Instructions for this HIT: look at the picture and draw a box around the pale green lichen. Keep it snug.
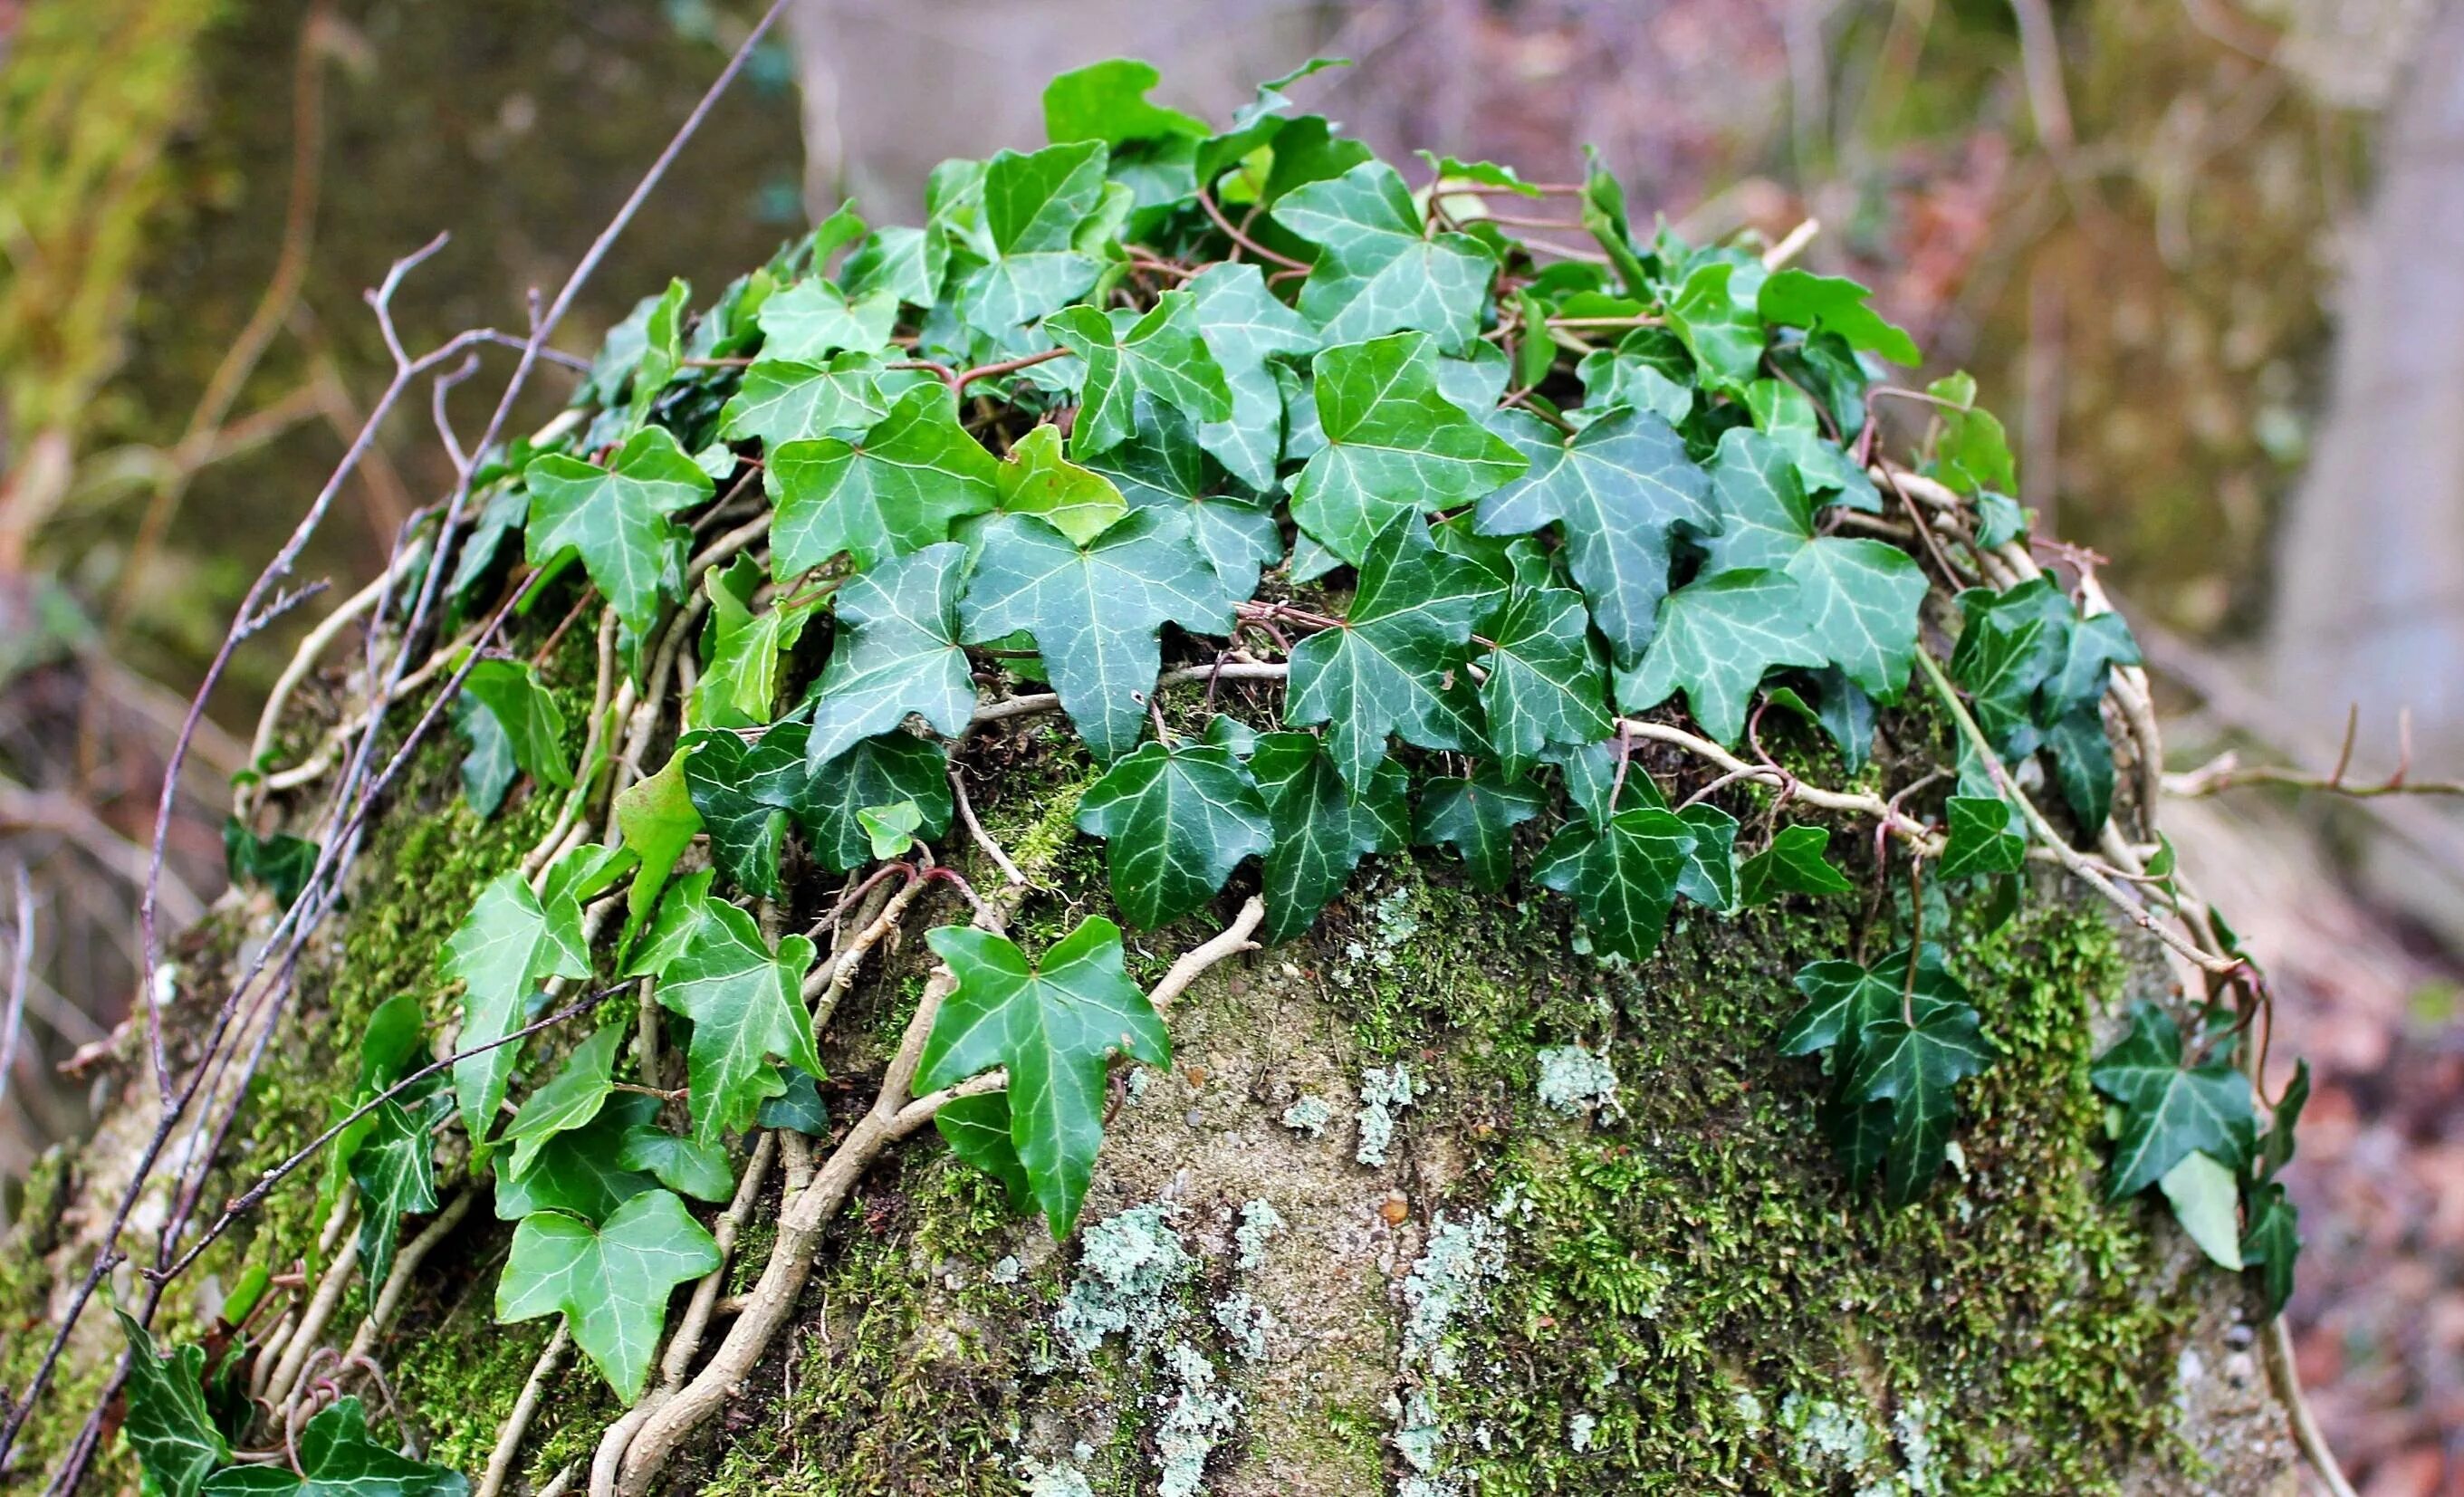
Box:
[1233,1197,1283,1271]
[1279,1095,1332,1137]
[1355,1061,1420,1167]
[1155,1341,1239,1497]
[1533,1043,1619,1118]
[1402,1210,1504,1377]
[1212,1291,1270,1364]
[1567,1411,1596,1453]
[1054,1203,1191,1357]
[1021,1459,1096,1497]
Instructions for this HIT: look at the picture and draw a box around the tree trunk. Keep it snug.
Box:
[1,669,2302,1495]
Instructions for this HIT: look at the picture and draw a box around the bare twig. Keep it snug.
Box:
[0,868,34,1115]
[475,1324,570,1497]
[948,769,1026,887]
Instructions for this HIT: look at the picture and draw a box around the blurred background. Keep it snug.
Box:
[2,0,2459,1487]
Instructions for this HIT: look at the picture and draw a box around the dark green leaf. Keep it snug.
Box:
[495,1092,660,1224]
[116,1310,227,1497]
[1940,795,2028,880]
[1048,292,1233,458]
[1074,740,1271,927]
[2240,1182,2299,1317]
[1663,261,1763,394]
[935,1090,1033,1211]
[655,897,823,1145]
[1480,584,1612,777]
[803,731,954,872]
[767,383,1001,576]
[1673,802,1739,912]
[1533,805,1695,960]
[1617,569,1826,744]
[1273,161,1497,350]
[1251,731,1408,943]
[1739,825,1854,904]
[502,1022,627,1177]
[615,1128,735,1203]
[222,818,318,911]
[960,141,1110,333]
[1086,398,1281,604]
[804,541,977,768]
[1847,998,1990,1205]
[758,1070,830,1136]
[2090,1003,2258,1199]
[1414,770,1543,892]
[200,1396,466,1497]
[1184,263,1319,488]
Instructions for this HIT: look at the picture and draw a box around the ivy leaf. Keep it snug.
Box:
[2241,1182,2299,1317]
[1477,408,1716,669]
[1288,512,1495,790]
[843,226,943,307]
[960,140,1110,332]
[918,916,1170,1235]
[1673,802,1740,912]
[2090,1003,2258,1199]
[1273,160,1497,350]
[1577,147,1651,296]
[458,658,572,793]
[615,1128,735,1203]
[501,1022,627,1178]
[1043,57,1207,146]
[1756,269,1920,365]
[1087,398,1280,606]
[523,426,713,636]
[1925,371,2018,496]
[199,1396,467,1497]
[758,1070,831,1136]
[1617,569,1826,744]
[1047,292,1233,458]
[496,1189,721,1399]
[688,556,821,730]
[804,732,954,872]
[679,725,809,897]
[1940,795,2028,879]
[1481,584,1612,777]
[858,800,925,859]
[1948,578,2073,758]
[495,1091,660,1224]
[768,383,1002,577]
[2259,1059,2308,1182]
[1074,740,1271,927]
[614,753,700,956]
[350,1089,447,1290]
[1252,731,1409,944]
[1575,330,1694,427]
[1847,998,1991,1205]
[655,897,823,1145]
[1544,737,1663,826]
[719,353,908,446]
[1778,945,1965,1073]
[1187,262,1319,487]
[992,425,1127,544]
[1533,805,1696,960]
[958,506,1232,761]
[1414,769,1543,892]
[1290,331,1528,566]
[1663,261,1764,394]
[935,1091,1032,1212]
[1700,429,1923,698]
[2158,1150,2246,1270]
[222,818,318,911]
[453,694,517,818]
[1739,825,1854,904]
[442,868,592,1142]
[757,279,898,361]
[803,541,976,768]
[116,1310,227,1497]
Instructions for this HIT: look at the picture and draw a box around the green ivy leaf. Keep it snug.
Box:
[767,383,1002,577]
[1847,997,1990,1205]
[719,353,910,446]
[1940,795,2028,879]
[1756,269,1920,366]
[1087,398,1280,606]
[1272,160,1497,351]
[1074,740,1271,927]
[935,1090,1032,1211]
[758,1070,831,1136]
[757,279,898,361]
[495,1189,721,1399]
[1290,331,1527,566]
[349,1089,447,1290]
[1663,261,1763,394]
[200,1396,466,1497]
[1048,292,1233,458]
[1043,58,1208,146]
[1673,802,1740,912]
[2241,1182,2299,1317]
[1739,824,1854,904]
[1478,408,1716,669]
[804,542,977,769]
[1925,371,2017,496]
[679,726,809,897]
[1186,263,1319,487]
[1251,730,1408,943]
[2090,1003,2258,1199]
[960,140,1110,332]
[452,693,517,818]
[615,1127,735,1203]
[459,657,572,792]
[688,556,821,730]
[2158,1149,2245,1270]
[116,1310,227,1497]
[1414,770,1542,893]
[1778,945,1963,1074]
[992,424,1128,544]
[959,506,1231,761]
[858,800,925,859]
[1533,805,1695,960]
[803,732,954,872]
[1617,569,1826,744]
[1574,330,1693,428]
[918,916,1169,1235]
[441,864,593,1142]
[501,1022,627,1178]
[613,753,700,956]
[655,897,823,1145]
[1480,584,1612,777]
[222,818,318,911]
[1947,577,2074,758]
[495,1092,661,1224]
[523,425,714,637]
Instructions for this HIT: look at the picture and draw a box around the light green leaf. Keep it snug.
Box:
[918,917,1169,1235]
[458,658,572,793]
[350,1089,446,1289]
[993,424,1128,544]
[959,506,1232,761]
[496,1189,721,1399]
[1757,269,1920,366]
[442,868,593,1141]
[523,426,713,637]
[655,897,822,1145]
[858,799,925,859]
[1074,740,1271,927]
[768,383,1002,577]
[757,280,898,361]
[935,1090,1032,1211]
[200,1396,465,1497]
[1290,331,1528,566]
[502,1022,627,1178]
[2159,1150,2245,1271]
[719,353,911,446]
[688,555,821,730]
[1663,260,1763,394]
[961,140,1110,332]
[614,754,700,956]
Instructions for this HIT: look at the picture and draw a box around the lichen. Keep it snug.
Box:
[1353,1061,1420,1167]
[1232,1197,1283,1271]
[1053,1202,1192,1358]
[1212,1291,1270,1364]
[1278,1095,1332,1137]
[1154,1340,1239,1497]
[1533,1043,1620,1118]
